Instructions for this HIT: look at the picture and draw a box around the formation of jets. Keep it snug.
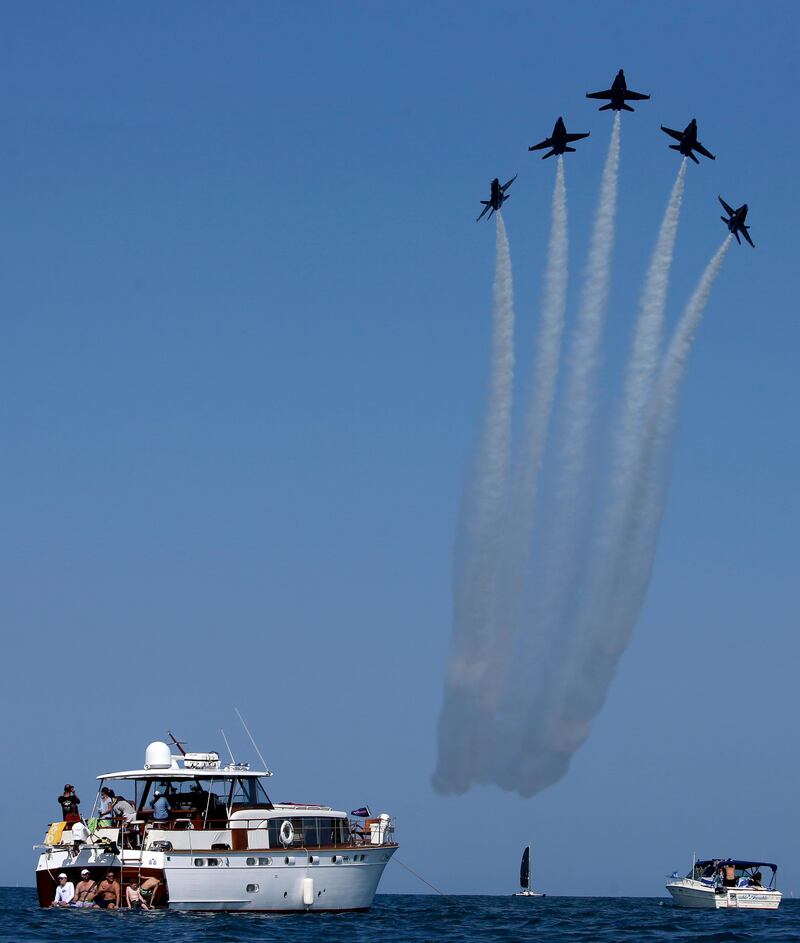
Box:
[477,68,754,247]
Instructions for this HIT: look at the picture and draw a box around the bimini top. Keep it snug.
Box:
[97,740,272,781]
[697,859,777,872]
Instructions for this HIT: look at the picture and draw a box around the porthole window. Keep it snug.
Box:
[246,883,259,893]
[207,858,220,867]
[246,857,256,866]
[194,858,204,867]
[258,857,271,866]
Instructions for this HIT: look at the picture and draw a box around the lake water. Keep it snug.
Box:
[4,887,799,942]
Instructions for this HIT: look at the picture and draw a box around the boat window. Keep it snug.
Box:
[303,818,319,847]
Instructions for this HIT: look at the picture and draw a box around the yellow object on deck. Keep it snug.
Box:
[44,821,66,846]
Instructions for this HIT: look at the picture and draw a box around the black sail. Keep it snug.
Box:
[520,846,530,889]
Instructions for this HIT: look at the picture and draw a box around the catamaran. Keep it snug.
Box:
[513,844,543,897]
[666,857,781,909]
[34,738,397,912]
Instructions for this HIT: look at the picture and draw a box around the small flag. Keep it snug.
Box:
[350,806,371,817]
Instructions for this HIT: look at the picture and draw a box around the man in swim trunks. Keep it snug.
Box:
[94,871,120,909]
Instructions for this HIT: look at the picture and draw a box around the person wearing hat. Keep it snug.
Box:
[50,873,74,907]
[57,785,80,825]
[152,790,170,822]
[73,870,98,907]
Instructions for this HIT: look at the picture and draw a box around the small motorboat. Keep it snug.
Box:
[513,843,543,897]
[666,857,781,910]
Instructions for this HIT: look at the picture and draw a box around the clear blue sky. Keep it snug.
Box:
[1,1,797,896]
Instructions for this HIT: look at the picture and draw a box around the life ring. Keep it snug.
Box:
[279,820,294,846]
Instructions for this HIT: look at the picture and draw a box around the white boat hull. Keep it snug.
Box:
[36,844,397,912]
[666,879,782,910]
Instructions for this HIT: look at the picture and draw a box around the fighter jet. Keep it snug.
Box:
[586,69,650,112]
[719,196,755,247]
[660,118,715,164]
[476,175,517,222]
[529,117,590,159]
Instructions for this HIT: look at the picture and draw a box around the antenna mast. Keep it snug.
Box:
[221,728,236,765]
[235,707,271,773]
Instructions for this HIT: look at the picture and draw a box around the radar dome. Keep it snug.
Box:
[144,741,172,769]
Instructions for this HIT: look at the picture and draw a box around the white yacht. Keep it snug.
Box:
[34,739,397,912]
[666,858,781,910]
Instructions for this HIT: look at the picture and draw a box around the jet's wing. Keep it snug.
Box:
[586,89,613,100]
[500,174,517,192]
[660,125,684,142]
[742,227,755,248]
[528,138,552,151]
[693,140,716,160]
[564,132,590,143]
[718,196,735,217]
[476,203,491,222]
[623,90,650,101]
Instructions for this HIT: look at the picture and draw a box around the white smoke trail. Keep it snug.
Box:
[433,212,516,794]
[533,114,622,627]
[478,159,569,730]
[487,116,621,795]
[540,160,689,737]
[548,236,733,752]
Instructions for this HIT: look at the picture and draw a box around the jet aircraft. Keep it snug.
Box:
[476,175,517,222]
[529,117,590,159]
[660,118,715,163]
[586,69,650,112]
[719,196,754,247]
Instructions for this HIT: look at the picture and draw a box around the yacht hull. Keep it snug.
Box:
[666,880,781,910]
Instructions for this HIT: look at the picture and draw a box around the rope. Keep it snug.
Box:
[390,856,455,900]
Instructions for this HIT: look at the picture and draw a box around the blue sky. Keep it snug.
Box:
[1,1,798,896]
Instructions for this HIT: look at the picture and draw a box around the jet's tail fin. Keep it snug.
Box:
[668,144,682,151]
[598,102,614,111]
[541,149,556,159]
[734,231,741,244]
[720,216,729,224]
[620,103,634,112]
[563,146,576,153]
[687,151,699,164]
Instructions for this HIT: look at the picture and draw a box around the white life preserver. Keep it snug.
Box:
[279,820,294,846]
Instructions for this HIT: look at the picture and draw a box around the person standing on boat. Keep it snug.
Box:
[152,790,170,822]
[57,785,80,825]
[98,787,114,826]
[722,863,737,887]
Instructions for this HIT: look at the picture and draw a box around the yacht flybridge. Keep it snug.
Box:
[35,740,397,912]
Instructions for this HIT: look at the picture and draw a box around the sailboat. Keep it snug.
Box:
[513,843,543,897]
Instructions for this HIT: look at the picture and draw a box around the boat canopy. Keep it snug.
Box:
[696,859,777,872]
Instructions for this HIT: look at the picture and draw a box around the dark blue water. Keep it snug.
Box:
[4,888,800,942]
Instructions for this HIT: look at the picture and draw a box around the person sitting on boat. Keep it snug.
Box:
[57,785,80,825]
[95,871,121,909]
[72,870,98,907]
[125,878,149,909]
[50,873,74,907]
[749,871,763,888]
[152,790,171,822]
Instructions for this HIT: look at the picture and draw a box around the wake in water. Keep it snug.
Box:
[433,213,516,794]
[436,116,732,798]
